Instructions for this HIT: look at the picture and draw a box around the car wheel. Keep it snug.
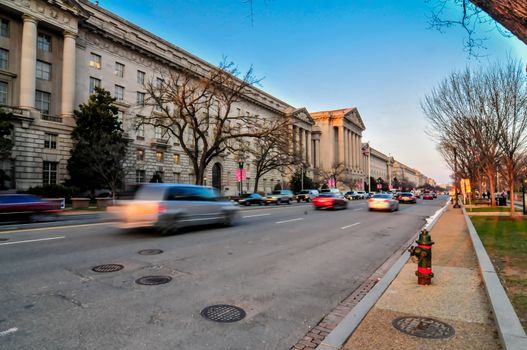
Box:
[287,199,291,204]
[160,218,181,235]
[245,202,250,206]
[264,202,269,206]
[297,200,300,203]
[258,202,263,206]
[223,212,237,227]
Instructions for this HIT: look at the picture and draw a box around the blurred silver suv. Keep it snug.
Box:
[112,184,239,234]
[265,190,294,205]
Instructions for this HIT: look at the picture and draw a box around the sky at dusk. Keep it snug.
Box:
[93,0,527,184]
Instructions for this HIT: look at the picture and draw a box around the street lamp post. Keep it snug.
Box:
[238,161,244,197]
[523,179,527,215]
[453,148,461,208]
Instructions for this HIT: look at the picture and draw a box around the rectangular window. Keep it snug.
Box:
[36,60,51,80]
[0,81,7,105]
[174,172,181,183]
[136,148,144,161]
[156,150,164,162]
[37,33,51,52]
[155,77,164,88]
[114,85,124,101]
[115,62,124,78]
[137,70,145,84]
[136,121,144,139]
[0,19,9,38]
[174,153,180,165]
[89,77,101,94]
[0,48,8,70]
[35,90,51,115]
[44,133,57,149]
[43,161,57,185]
[155,125,161,139]
[89,53,101,69]
[135,170,145,183]
[136,92,145,105]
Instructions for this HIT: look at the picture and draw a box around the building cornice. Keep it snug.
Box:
[77,0,292,116]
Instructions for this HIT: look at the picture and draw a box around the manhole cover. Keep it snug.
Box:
[392,317,455,339]
[138,249,163,255]
[201,304,246,323]
[135,275,172,285]
[92,264,124,273]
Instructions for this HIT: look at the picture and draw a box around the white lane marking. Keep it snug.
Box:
[0,236,65,246]
[243,213,271,218]
[341,222,361,229]
[353,208,363,211]
[0,328,18,337]
[275,218,304,224]
[0,222,108,235]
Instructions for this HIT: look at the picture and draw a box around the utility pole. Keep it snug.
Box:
[453,148,460,208]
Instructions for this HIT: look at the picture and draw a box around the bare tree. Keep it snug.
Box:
[423,66,502,205]
[244,124,302,193]
[427,0,526,56]
[314,162,347,188]
[490,59,527,213]
[139,60,287,185]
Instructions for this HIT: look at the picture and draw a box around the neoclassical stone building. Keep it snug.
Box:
[0,0,434,194]
[0,0,319,195]
[310,108,366,189]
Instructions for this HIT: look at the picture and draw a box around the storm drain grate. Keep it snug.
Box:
[201,304,246,323]
[135,275,172,285]
[392,316,455,339]
[138,249,164,255]
[92,264,124,273]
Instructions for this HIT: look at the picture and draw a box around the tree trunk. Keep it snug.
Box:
[470,0,527,45]
[486,168,496,207]
[253,174,260,193]
[507,161,515,214]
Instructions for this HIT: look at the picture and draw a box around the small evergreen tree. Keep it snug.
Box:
[0,109,14,189]
[67,88,130,197]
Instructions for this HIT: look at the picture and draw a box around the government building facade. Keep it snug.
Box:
[0,0,433,194]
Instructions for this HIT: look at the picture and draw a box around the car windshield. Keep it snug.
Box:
[373,194,392,199]
[299,190,309,194]
[401,192,413,196]
[319,193,335,198]
[272,191,281,195]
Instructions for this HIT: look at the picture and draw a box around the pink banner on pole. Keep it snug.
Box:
[236,169,246,182]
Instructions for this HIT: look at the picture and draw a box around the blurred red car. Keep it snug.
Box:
[398,192,417,204]
[422,193,433,200]
[0,194,62,221]
[312,193,348,210]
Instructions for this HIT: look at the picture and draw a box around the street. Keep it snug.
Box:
[0,198,447,350]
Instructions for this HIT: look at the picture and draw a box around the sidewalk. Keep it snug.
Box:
[342,205,501,350]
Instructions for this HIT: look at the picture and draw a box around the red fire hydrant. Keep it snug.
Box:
[409,229,434,285]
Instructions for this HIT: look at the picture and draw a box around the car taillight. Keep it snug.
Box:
[368,199,373,203]
[384,200,390,203]
[158,203,166,214]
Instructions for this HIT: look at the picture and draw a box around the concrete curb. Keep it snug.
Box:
[462,208,527,350]
[316,200,450,350]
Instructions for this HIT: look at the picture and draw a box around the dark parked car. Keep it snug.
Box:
[295,189,319,202]
[0,194,62,222]
[238,193,265,206]
[312,193,348,210]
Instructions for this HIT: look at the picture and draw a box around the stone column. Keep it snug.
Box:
[338,127,345,164]
[292,126,297,154]
[61,31,77,118]
[298,128,306,161]
[347,131,352,167]
[306,131,312,165]
[352,133,357,169]
[19,15,38,109]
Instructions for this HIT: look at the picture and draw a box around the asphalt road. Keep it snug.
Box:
[0,197,447,350]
